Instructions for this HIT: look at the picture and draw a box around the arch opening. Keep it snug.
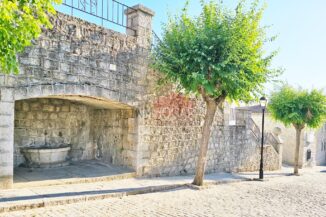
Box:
[13,96,137,185]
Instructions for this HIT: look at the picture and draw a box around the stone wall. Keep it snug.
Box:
[0,89,15,189]
[136,92,268,176]
[0,6,152,188]
[0,12,148,105]
[14,98,93,167]
[238,145,280,172]
[91,109,136,167]
[0,4,278,188]
[137,93,206,176]
[209,123,281,172]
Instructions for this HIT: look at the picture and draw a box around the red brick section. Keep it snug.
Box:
[153,93,196,118]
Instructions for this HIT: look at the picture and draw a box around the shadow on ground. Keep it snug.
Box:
[14,160,134,184]
[0,185,186,203]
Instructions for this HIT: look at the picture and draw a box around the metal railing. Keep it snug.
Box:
[60,0,136,32]
[248,118,281,154]
[248,118,261,143]
[59,0,162,44]
[151,31,161,48]
[266,132,280,153]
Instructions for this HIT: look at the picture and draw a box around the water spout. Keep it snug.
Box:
[44,130,49,147]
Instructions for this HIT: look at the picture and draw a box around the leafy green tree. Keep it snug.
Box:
[0,0,61,74]
[151,0,279,186]
[269,86,326,175]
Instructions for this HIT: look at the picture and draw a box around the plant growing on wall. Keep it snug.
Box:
[0,0,61,74]
[151,0,279,186]
[269,85,326,175]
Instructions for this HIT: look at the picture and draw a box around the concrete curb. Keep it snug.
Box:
[0,184,185,213]
[0,177,250,213]
[186,177,250,190]
[244,172,293,182]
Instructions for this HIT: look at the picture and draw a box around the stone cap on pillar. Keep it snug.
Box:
[272,127,283,144]
[125,4,155,17]
[133,4,155,17]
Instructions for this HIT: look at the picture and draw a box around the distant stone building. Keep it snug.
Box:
[0,3,282,189]
[250,109,326,167]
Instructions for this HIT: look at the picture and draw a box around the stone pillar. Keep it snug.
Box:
[125,5,155,177]
[0,88,15,189]
[125,4,155,48]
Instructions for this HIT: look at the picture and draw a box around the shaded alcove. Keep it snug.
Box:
[13,96,137,185]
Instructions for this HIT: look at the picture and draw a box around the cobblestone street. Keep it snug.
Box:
[1,167,326,217]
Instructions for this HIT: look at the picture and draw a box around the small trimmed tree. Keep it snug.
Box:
[269,86,326,175]
[152,0,279,186]
[0,0,61,74]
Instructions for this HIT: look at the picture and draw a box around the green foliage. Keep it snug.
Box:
[269,85,326,129]
[0,0,61,74]
[152,0,279,102]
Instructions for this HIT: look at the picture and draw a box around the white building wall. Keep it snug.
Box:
[316,124,326,166]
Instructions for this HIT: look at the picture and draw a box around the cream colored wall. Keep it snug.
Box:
[316,124,326,165]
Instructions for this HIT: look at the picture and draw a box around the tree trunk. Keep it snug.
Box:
[294,127,303,175]
[192,99,217,186]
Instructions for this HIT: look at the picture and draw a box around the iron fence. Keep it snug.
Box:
[248,118,261,143]
[58,0,161,49]
[266,132,280,153]
[61,0,136,32]
[151,30,162,49]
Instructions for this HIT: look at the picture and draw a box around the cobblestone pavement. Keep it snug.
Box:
[2,167,326,217]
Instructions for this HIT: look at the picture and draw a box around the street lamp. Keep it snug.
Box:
[259,96,268,180]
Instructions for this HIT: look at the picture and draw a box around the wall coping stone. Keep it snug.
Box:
[126,4,155,17]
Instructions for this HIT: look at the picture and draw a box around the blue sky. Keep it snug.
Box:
[58,0,326,92]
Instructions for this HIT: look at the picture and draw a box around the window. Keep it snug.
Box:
[306,149,312,161]
[322,141,326,152]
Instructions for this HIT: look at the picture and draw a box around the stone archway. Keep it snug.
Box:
[0,87,138,188]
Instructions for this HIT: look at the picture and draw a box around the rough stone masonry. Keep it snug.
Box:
[0,4,281,189]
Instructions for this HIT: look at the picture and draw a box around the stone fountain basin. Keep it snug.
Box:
[21,146,71,168]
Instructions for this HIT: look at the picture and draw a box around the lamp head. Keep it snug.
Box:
[260,96,268,109]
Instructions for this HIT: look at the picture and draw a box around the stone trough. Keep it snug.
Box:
[21,145,71,168]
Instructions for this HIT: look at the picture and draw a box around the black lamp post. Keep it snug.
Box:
[259,96,268,180]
